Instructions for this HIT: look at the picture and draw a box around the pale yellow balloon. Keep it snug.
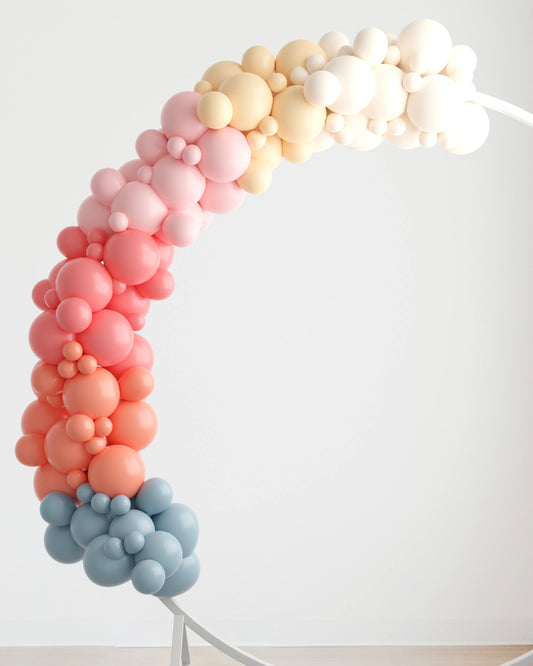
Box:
[275,40,326,79]
[219,72,273,131]
[202,61,243,90]
[271,85,326,143]
[237,158,272,194]
[282,140,313,163]
[242,45,275,80]
[247,130,267,151]
[259,115,278,136]
[268,72,287,93]
[194,80,212,94]
[197,91,233,129]
[251,134,283,170]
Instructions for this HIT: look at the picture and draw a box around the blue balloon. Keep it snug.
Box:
[131,559,166,595]
[135,531,182,576]
[40,492,77,527]
[154,553,200,598]
[76,482,94,504]
[70,504,110,547]
[109,509,154,540]
[153,503,199,557]
[110,495,131,516]
[104,536,125,560]
[124,531,145,555]
[91,493,110,515]
[83,535,134,587]
[44,525,84,563]
[135,478,173,516]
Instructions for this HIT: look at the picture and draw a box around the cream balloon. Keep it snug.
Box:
[303,70,341,108]
[219,72,273,131]
[396,19,453,75]
[406,74,464,133]
[364,64,407,121]
[324,55,375,115]
[318,31,350,60]
[447,102,490,155]
[353,27,388,67]
[202,61,243,90]
[275,40,326,78]
[271,85,326,143]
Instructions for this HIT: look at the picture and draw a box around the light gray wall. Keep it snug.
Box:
[1,0,532,647]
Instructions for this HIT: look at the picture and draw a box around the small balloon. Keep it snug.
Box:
[132,559,166,595]
[83,535,134,587]
[109,509,155,539]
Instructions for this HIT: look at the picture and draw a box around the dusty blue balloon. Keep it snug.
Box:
[131,559,166,595]
[153,503,199,557]
[91,493,110,515]
[44,525,84,563]
[70,504,110,547]
[135,530,183,576]
[110,495,131,516]
[135,478,173,516]
[109,509,154,540]
[40,492,77,526]
[83,535,134,587]
[76,482,94,504]
[124,531,145,555]
[104,536,125,560]
[154,553,200,597]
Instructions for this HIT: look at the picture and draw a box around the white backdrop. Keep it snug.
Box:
[1,0,532,648]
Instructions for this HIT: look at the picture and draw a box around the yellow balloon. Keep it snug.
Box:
[282,140,313,163]
[242,45,275,80]
[194,80,212,94]
[202,61,243,90]
[259,115,279,137]
[251,135,283,170]
[271,85,326,143]
[219,72,273,131]
[275,40,326,79]
[268,72,287,93]
[237,159,273,194]
[197,91,233,130]
[247,130,267,151]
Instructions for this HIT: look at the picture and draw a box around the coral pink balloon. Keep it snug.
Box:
[44,420,92,473]
[161,91,207,143]
[57,226,88,259]
[77,195,111,236]
[103,230,160,285]
[29,311,75,364]
[90,168,126,205]
[48,260,68,287]
[151,156,206,209]
[118,366,155,402]
[107,333,154,378]
[31,362,65,397]
[56,297,93,333]
[110,181,168,235]
[34,463,76,500]
[77,309,134,367]
[119,158,144,182]
[62,367,120,418]
[21,399,66,435]
[15,433,47,467]
[32,279,51,310]
[137,269,174,300]
[154,237,175,268]
[88,445,145,498]
[197,127,251,183]
[56,257,113,311]
[107,286,150,325]
[200,180,247,214]
[160,207,202,247]
[136,129,168,164]
[108,400,158,451]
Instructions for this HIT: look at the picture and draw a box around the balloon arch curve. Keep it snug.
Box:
[15,18,533,666]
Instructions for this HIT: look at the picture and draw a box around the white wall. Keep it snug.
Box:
[1,0,532,648]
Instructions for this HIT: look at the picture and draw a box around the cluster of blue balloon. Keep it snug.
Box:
[40,477,200,596]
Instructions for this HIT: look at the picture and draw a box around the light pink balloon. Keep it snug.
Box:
[107,333,154,379]
[160,206,202,247]
[151,156,206,209]
[29,311,75,363]
[160,91,207,143]
[56,258,113,312]
[200,207,214,232]
[111,181,168,235]
[119,159,145,182]
[77,309,134,367]
[77,195,111,236]
[90,168,126,205]
[135,129,168,165]
[197,127,251,183]
[200,180,246,214]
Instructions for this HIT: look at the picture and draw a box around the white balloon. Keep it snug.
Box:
[383,45,401,66]
[324,56,375,115]
[325,112,344,133]
[419,131,438,148]
[312,128,335,152]
[364,64,407,121]
[406,74,464,133]
[386,114,421,149]
[387,116,406,136]
[396,19,453,75]
[303,70,341,107]
[402,72,423,93]
[306,53,326,73]
[290,66,308,85]
[447,102,490,155]
[318,31,350,60]
[343,112,374,148]
[350,134,384,151]
[353,27,388,67]
[445,45,478,77]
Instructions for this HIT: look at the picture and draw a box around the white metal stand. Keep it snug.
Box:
[499,648,533,666]
[474,91,533,129]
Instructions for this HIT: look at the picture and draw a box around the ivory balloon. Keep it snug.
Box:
[324,56,375,115]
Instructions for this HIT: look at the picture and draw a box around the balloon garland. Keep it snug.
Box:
[15,19,533,604]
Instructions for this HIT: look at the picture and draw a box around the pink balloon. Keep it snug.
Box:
[200,180,246,214]
[197,127,251,183]
[77,309,134,367]
[151,156,206,209]
[56,258,113,311]
[32,279,51,310]
[119,159,145,182]
[48,260,68,287]
[200,207,214,232]
[160,91,207,143]
[107,285,150,322]
[136,129,168,164]
[154,237,175,268]
[57,226,88,259]
[110,181,168,235]
[77,195,111,236]
[103,230,160,285]
[90,168,126,205]
[56,297,93,333]
[29,311,75,363]
[160,207,202,247]
[137,268,174,300]
[107,333,154,378]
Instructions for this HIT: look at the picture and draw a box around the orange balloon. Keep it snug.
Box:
[62,367,120,418]
[108,400,157,451]
[66,413,96,442]
[21,400,66,435]
[31,362,64,397]
[118,366,155,401]
[88,445,145,498]
[44,420,93,473]
[15,433,47,466]
[34,463,76,500]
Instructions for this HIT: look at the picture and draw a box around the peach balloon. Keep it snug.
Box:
[62,367,120,419]
[31,362,64,397]
[88,445,145,498]
[108,400,158,451]
[118,366,155,401]
[15,433,47,467]
[44,420,93,473]
[66,413,96,442]
[34,463,76,500]
[21,400,66,435]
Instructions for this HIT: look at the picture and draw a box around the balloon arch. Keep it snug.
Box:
[15,18,533,666]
